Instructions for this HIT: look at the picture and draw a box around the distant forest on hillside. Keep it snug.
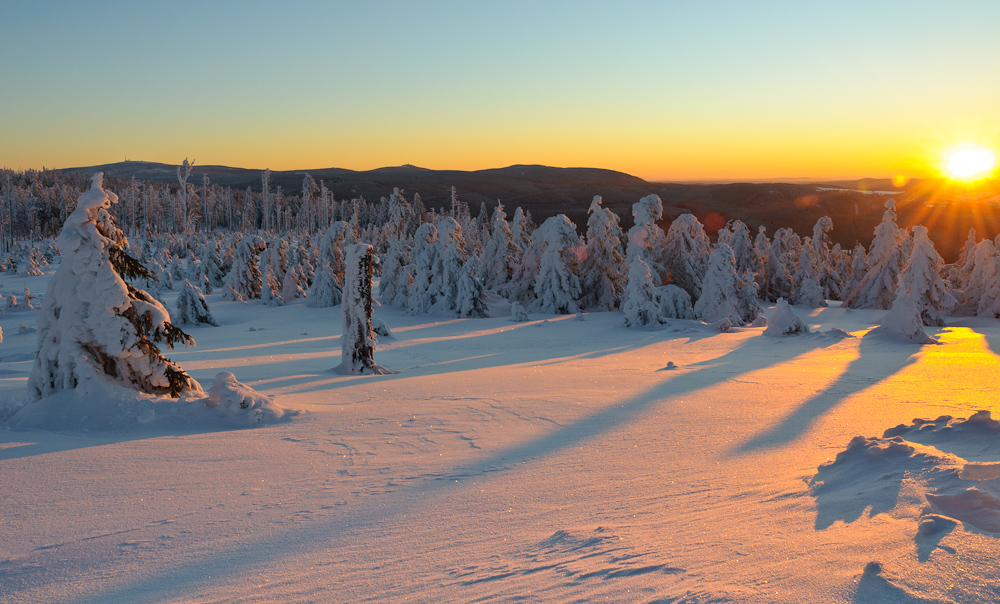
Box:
[1,161,998,261]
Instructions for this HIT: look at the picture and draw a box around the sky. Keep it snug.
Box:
[2,1,999,181]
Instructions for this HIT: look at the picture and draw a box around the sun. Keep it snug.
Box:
[943,143,996,182]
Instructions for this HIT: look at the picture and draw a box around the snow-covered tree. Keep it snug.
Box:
[622,255,663,327]
[339,244,389,374]
[435,217,468,314]
[625,194,667,282]
[792,248,827,308]
[869,291,938,344]
[580,195,626,311]
[764,298,809,337]
[379,236,410,307]
[956,239,997,316]
[662,213,711,302]
[456,256,489,318]
[307,221,353,307]
[898,226,952,326]
[810,216,840,300]
[478,202,515,294]
[176,280,219,326]
[29,174,202,400]
[407,222,439,315]
[530,215,583,314]
[845,200,908,310]
[718,219,761,279]
[223,234,265,301]
[694,243,744,325]
[839,244,867,304]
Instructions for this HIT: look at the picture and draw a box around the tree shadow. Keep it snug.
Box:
[732,335,920,455]
[37,332,830,603]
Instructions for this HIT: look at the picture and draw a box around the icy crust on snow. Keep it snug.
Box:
[813,411,1000,537]
[8,372,296,433]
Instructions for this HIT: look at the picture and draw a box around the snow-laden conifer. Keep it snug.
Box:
[694,243,744,325]
[338,244,390,374]
[176,280,219,326]
[456,256,489,318]
[845,200,908,310]
[407,222,439,315]
[792,248,827,308]
[956,240,997,316]
[478,202,515,294]
[656,285,694,320]
[868,291,938,344]
[763,298,809,337]
[307,221,353,307]
[898,226,953,326]
[718,220,761,279]
[29,174,202,400]
[625,194,667,283]
[379,236,410,308]
[530,215,583,314]
[622,255,663,327]
[223,234,265,301]
[580,196,626,311]
[663,214,711,303]
[839,244,867,304]
[435,217,468,314]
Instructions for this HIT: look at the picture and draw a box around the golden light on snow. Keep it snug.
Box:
[942,143,997,182]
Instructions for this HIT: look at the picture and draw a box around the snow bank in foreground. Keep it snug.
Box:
[812,412,1000,539]
[7,372,297,433]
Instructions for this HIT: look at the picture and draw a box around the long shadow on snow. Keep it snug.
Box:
[203,317,727,396]
[52,332,829,604]
[732,334,919,455]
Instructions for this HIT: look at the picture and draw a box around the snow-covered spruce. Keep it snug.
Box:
[580,195,626,311]
[899,226,953,326]
[625,194,667,285]
[478,202,515,295]
[223,234,265,301]
[622,255,664,327]
[694,243,744,326]
[763,298,809,337]
[456,256,489,318]
[868,291,938,344]
[530,215,584,315]
[845,199,908,310]
[175,280,219,326]
[29,174,202,400]
[338,244,392,374]
[662,213,711,303]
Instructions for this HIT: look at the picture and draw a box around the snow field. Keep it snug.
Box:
[2,272,1000,602]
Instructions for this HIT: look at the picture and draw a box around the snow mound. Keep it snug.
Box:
[763,298,809,337]
[812,412,1000,540]
[6,372,297,433]
[204,371,295,425]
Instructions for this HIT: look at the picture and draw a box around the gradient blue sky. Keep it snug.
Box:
[2,1,999,180]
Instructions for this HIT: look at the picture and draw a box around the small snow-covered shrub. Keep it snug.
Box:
[764,298,809,337]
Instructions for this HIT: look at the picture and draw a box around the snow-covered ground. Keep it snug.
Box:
[3,270,1000,603]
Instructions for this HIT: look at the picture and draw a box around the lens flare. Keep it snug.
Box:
[943,144,996,182]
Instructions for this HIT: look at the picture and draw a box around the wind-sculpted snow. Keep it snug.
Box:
[814,412,1000,552]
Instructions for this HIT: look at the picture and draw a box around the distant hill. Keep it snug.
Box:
[58,161,1000,262]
